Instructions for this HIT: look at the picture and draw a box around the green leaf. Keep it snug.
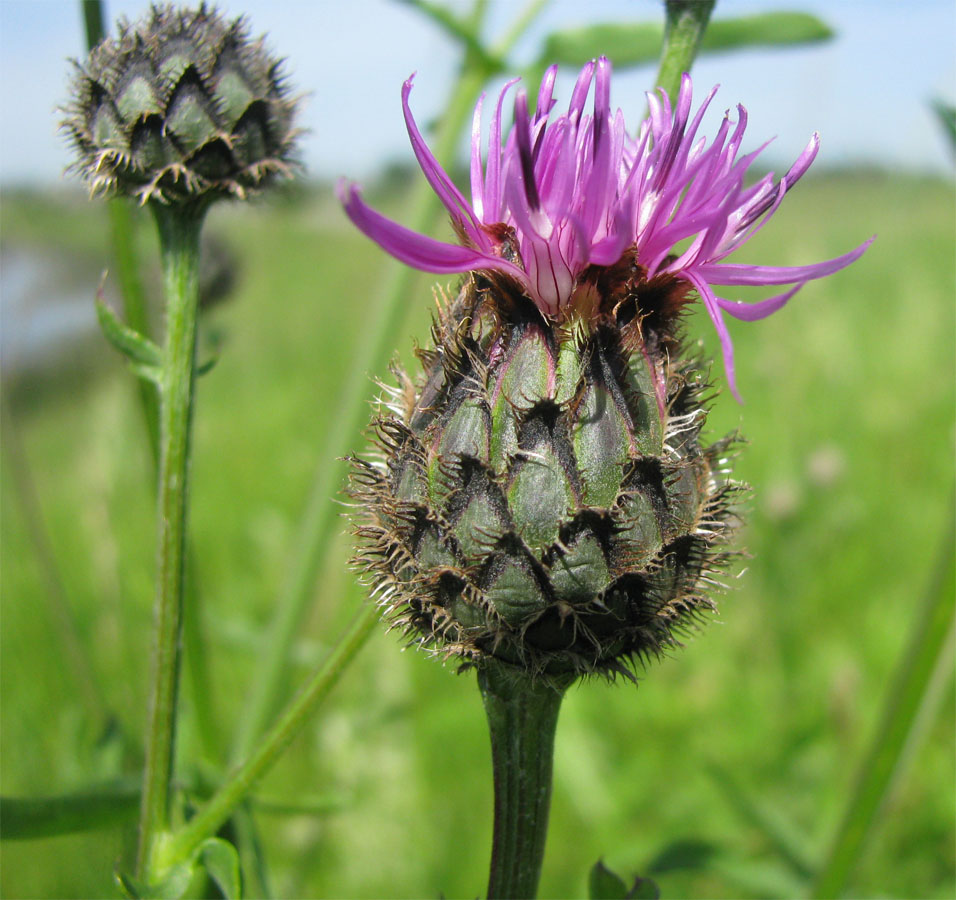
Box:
[628,876,661,900]
[589,859,629,899]
[703,12,834,51]
[96,292,162,371]
[537,23,663,70]
[0,778,140,840]
[196,354,219,377]
[588,860,660,900]
[532,11,833,72]
[199,837,242,899]
[646,838,719,875]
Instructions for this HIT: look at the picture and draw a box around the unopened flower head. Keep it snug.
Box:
[342,61,870,679]
[62,3,300,206]
[341,58,870,399]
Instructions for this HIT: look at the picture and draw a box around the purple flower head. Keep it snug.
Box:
[339,58,872,399]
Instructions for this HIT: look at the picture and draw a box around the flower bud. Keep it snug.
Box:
[62,3,299,204]
[352,274,738,678]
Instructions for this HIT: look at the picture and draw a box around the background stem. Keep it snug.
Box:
[654,0,716,101]
[136,202,204,880]
[478,664,570,900]
[162,606,379,868]
[230,12,493,767]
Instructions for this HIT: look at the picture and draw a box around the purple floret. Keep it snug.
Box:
[339,58,872,399]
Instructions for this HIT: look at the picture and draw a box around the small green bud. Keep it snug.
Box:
[61,3,300,205]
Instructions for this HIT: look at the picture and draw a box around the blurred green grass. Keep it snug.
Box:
[1,170,953,899]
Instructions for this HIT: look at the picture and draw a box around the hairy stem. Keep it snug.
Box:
[479,663,571,899]
[136,201,205,880]
[655,0,716,102]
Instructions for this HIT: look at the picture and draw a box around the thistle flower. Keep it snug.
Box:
[341,60,870,679]
[62,3,299,205]
[342,58,870,398]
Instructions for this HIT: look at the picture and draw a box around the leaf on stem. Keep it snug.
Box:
[199,837,242,899]
[95,288,162,379]
[532,12,833,71]
[116,836,242,899]
[116,863,195,900]
[588,859,660,900]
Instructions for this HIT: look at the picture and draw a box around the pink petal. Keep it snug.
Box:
[401,76,488,249]
[699,237,874,286]
[340,182,522,277]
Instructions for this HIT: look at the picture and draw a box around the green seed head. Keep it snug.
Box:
[352,261,741,681]
[61,3,300,205]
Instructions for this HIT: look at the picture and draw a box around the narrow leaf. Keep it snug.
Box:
[1,778,140,840]
[96,292,162,368]
[703,12,834,51]
[537,23,663,69]
[589,859,629,899]
[196,355,219,377]
[533,12,833,72]
[628,876,661,900]
[646,838,719,874]
[199,837,242,900]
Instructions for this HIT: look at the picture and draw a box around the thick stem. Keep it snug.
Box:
[478,662,571,900]
[136,201,205,880]
[654,0,716,103]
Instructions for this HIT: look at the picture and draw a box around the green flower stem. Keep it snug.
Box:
[478,663,572,900]
[160,606,379,871]
[655,0,716,102]
[81,0,219,767]
[137,201,205,881]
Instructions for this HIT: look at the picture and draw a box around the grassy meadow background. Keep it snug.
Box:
[1,167,953,898]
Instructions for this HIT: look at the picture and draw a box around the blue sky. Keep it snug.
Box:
[1,0,953,186]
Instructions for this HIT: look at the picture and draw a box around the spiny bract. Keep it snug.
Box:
[351,265,739,679]
[62,3,299,204]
